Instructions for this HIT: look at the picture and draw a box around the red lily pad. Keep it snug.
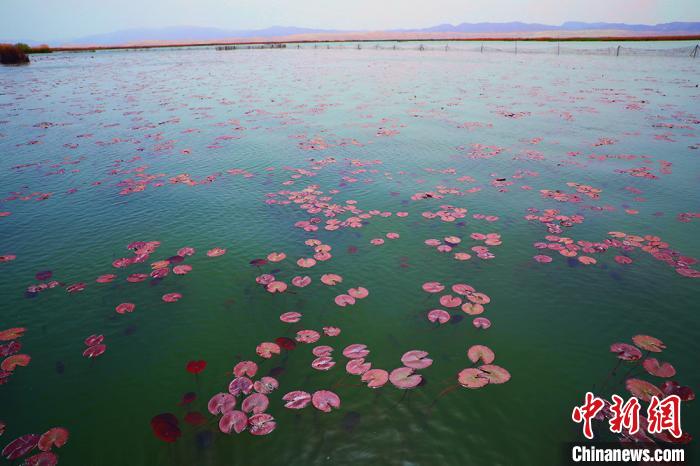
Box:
[610,342,642,361]
[642,358,676,378]
[660,381,695,401]
[150,413,181,443]
[0,328,26,341]
[186,360,206,374]
[184,411,206,426]
[1,354,30,371]
[23,451,58,466]
[626,378,663,402]
[115,303,135,314]
[632,335,665,352]
[37,428,69,451]
[2,434,39,460]
[82,344,106,359]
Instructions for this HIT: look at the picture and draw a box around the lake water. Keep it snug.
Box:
[0,44,698,465]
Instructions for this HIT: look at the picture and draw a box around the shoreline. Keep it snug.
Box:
[50,35,700,53]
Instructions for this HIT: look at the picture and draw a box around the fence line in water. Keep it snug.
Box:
[285,42,700,58]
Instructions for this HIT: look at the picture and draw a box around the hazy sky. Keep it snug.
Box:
[2,0,699,41]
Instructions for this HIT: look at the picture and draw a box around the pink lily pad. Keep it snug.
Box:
[233,361,258,378]
[248,413,276,435]
[115,303,135,314]
[241,393,269,414]
[311,390,341,412]
[162,293,182,303]
[208,393,236,415]
[467,345,495,364]
[361,369,389,388]
[343,344,369,359]
[478,365,511,384]
[253,377,279,394]
[346,358,372,375]
[228,377,254,396]
[282,391,312,409]
[422,282,445,293]
[266,281,287,293]
[439,295,462,308]
[321,274,343,285]
[280,312,302,323]
[472,317,491,329]
[291,276,311,287]
[348,287,369,299]
[389,367,422,389]
[219,410,247,434]
[256,342,281,359]
[206,248,226,257]
[295,330,320,344]
[427,309,450,324]
[172,264,192,275]
[312,345,333,357]
[458,368,489,389]
[334,294,356,307]
[311,356,336,371]
[400,350,433,369]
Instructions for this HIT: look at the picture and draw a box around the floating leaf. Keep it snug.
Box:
[632,335,665,352]
[625,378,663,402]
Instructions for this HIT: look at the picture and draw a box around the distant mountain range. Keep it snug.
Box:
[5,22,700,47]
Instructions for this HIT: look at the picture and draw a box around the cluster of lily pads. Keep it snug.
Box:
[1,427,69,465]
[458,345,511,389]
[599,334,694,444]
[424,281,492,328]
[424,233,502,262]
[0,328,30,386]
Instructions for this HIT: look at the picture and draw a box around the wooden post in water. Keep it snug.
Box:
[693,44,699,58]
[616,45,621,56]
[481,43,484,53]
